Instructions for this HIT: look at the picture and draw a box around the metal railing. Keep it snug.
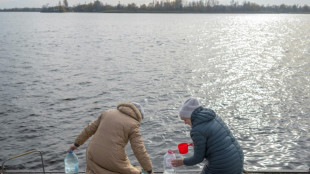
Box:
[1,149,45,174]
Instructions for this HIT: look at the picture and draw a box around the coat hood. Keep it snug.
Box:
[191,106,216,127]
[117,102,143,123]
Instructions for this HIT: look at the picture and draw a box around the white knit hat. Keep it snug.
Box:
[179,98,200,119]
[132,102,144,119]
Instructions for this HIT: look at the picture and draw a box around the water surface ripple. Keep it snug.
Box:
[0,13,309,171]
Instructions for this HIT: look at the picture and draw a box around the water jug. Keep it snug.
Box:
[141,168,148,174]
[163,149,176,174]
[64,149,79,174]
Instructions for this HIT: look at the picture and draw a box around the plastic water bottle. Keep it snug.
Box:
[141,169,148,174]
[64,149,79,174]
[163,149,176,174]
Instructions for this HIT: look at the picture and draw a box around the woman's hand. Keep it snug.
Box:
[171,158,184,167]
[67,144,78,153]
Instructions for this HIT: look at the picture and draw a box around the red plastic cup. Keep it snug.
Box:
[178,143,189,154]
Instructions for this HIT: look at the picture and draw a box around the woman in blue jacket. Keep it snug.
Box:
[171,98,244,174]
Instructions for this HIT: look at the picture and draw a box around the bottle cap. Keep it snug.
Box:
[168,149,175,154]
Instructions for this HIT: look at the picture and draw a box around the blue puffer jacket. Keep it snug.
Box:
[183,107,244,174]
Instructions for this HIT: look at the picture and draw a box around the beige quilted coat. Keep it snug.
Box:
[75,103,153,174]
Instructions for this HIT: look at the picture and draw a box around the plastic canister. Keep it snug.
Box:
[64,150,79,174]
[163,149,176,174]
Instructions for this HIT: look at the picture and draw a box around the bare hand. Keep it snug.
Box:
[171,158,184,167]
[67,145,78,153]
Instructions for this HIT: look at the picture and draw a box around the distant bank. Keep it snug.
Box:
[1,0,310,13]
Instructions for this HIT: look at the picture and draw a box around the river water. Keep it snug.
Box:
[0,13,309,172]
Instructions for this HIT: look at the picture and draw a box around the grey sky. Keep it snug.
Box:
[0,0,309,9]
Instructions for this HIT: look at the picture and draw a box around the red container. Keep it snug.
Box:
[178,143,189,154]
[178,142,193,154]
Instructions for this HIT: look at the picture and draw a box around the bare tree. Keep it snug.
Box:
[63,0,69,8]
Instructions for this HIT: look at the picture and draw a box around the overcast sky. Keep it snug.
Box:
[0,0,309,9]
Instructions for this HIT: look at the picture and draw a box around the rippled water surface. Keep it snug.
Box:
[0,13,309,172]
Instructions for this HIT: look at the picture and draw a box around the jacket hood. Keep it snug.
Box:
[117,102,143,123]
[191,106,216,127]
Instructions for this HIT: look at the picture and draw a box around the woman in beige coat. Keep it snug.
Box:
[67,102,153,174]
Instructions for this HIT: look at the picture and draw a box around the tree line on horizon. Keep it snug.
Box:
[1,0,310,13]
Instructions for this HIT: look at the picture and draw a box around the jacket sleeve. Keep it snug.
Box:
[184,130,206,166]
[129,124,153,172]
[74,114,102,146]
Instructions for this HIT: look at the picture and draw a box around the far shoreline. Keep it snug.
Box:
[1,10,310,14]
[1,0,310,14]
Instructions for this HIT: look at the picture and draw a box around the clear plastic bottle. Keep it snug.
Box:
[163,149,176,174]
[141,168,148,174]
[64,149,79,174]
